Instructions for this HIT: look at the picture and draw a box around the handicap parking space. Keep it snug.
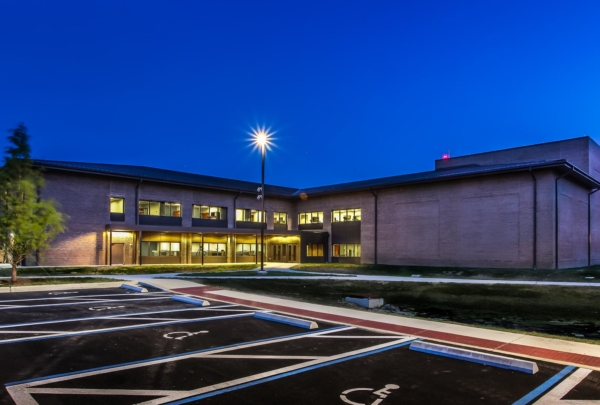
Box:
[1,286,599,404]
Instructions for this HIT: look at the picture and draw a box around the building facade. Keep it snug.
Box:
[33,136,600,270]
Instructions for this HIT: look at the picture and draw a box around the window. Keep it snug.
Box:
[141,242,180,256]
[191,242,227,256]
[193,205,227,220]
[333,244,361,257]
[299,211,323,224]
[110,197,124,213]
[235,243,262,256]
[236,209,265,222]
[139,201,181,217]
[274,212,287,224]
[306,244,324,257]
[332,208,361,222]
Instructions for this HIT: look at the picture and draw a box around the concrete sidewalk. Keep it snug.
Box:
[138,279,600,371]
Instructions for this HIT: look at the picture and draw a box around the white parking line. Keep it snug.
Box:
[0,312,256,344]
[0,297,171,310]
[0,292,168,303]
[0,304,240,329]
[6,330,415,405]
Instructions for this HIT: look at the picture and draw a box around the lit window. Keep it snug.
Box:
[192,205,227,220]
[191,242,226,256]
[141,242,180,256]
[139,200,181,217]
[332,244,361,257]
[306,244,324,257]
[299,211,323,224]
[235,243,263,256]
[332,208,361,222]
[110,197,124,213]
[236,209,265,222]
[274,212,287,224]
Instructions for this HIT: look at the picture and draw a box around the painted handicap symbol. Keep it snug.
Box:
[340,384,400,405]
[88,306,125,311]
[163,331,208,340]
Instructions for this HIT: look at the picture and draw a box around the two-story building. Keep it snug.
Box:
[33,136,600,270]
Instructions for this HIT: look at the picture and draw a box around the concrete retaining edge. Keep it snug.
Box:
[410,341,539,374]
[253,311,318,329]
[120,284,147,293]
[171,295,210,307]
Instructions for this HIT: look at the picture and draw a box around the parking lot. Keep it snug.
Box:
[0,286,598,404]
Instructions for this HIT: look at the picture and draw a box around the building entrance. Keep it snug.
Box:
[271,244,298,263]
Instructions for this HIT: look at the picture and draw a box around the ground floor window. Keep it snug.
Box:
[141,241,180,256]
[235,243,263,256]
[333,244,361,257]
[191,242,226,256]
[306,244,324,257]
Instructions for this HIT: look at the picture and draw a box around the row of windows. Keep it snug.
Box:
[111,198,361,225]
[140,240,360,258]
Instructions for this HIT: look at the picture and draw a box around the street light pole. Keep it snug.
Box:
[250,126,274,275]
[260,143,265,273]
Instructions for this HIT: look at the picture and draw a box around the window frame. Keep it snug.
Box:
[139,200,182,217]
[274,212,287,224]
[332,208,361,222]
[332,243,361,257]
[298,211,324,225]
[236,208,266,223]
[192,205,227,220]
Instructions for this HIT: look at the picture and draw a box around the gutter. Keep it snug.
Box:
[233,191,242,229]
[135,178,143,225]
[370,188,378,265]
[589,188,600,267]
[555,169,573,269]
[529,168,537,269]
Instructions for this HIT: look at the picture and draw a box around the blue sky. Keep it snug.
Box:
[1,0,599,188]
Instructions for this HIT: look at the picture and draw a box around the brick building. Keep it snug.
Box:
[33,136,600,270]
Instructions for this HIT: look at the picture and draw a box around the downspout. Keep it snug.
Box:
[233,191,242,229]
[370,188,378,265]
[555,169,572,269]
[135,178,143,225]
[588,188,600,267]
[529,169,537,269]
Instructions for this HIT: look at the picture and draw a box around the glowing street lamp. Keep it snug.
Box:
[249,126,275,274]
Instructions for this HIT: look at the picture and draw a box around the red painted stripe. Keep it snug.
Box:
[174,286,600,368]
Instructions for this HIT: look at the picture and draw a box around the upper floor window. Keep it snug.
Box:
[236,209,265,222]
[110,197,124,213]
[193,205,227,220]
[139,200,181,217]
[274,212,287,224]
[299,211,323,224]
[332,208,361,222]
[333,243,361,257]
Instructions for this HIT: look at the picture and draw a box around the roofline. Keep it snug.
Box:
[294,160,600,198]
[433,136,594,164]
[33,159,600,200]
[33,161,296,198]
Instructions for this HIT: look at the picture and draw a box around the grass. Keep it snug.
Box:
[0,277,125,287]
[191,278,600,342]
[291,263,600,282]
[177,271,352,277]
[0,264,258,277]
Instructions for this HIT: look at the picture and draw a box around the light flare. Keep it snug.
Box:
[248,125,276,152]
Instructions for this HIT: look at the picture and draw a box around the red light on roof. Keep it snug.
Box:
[442,154,450,160]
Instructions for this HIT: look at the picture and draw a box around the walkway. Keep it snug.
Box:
[135,278,600,371]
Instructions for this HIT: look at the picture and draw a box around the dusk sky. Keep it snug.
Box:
[1,1,599,188]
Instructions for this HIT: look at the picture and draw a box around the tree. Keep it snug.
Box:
[0,124,66,283]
